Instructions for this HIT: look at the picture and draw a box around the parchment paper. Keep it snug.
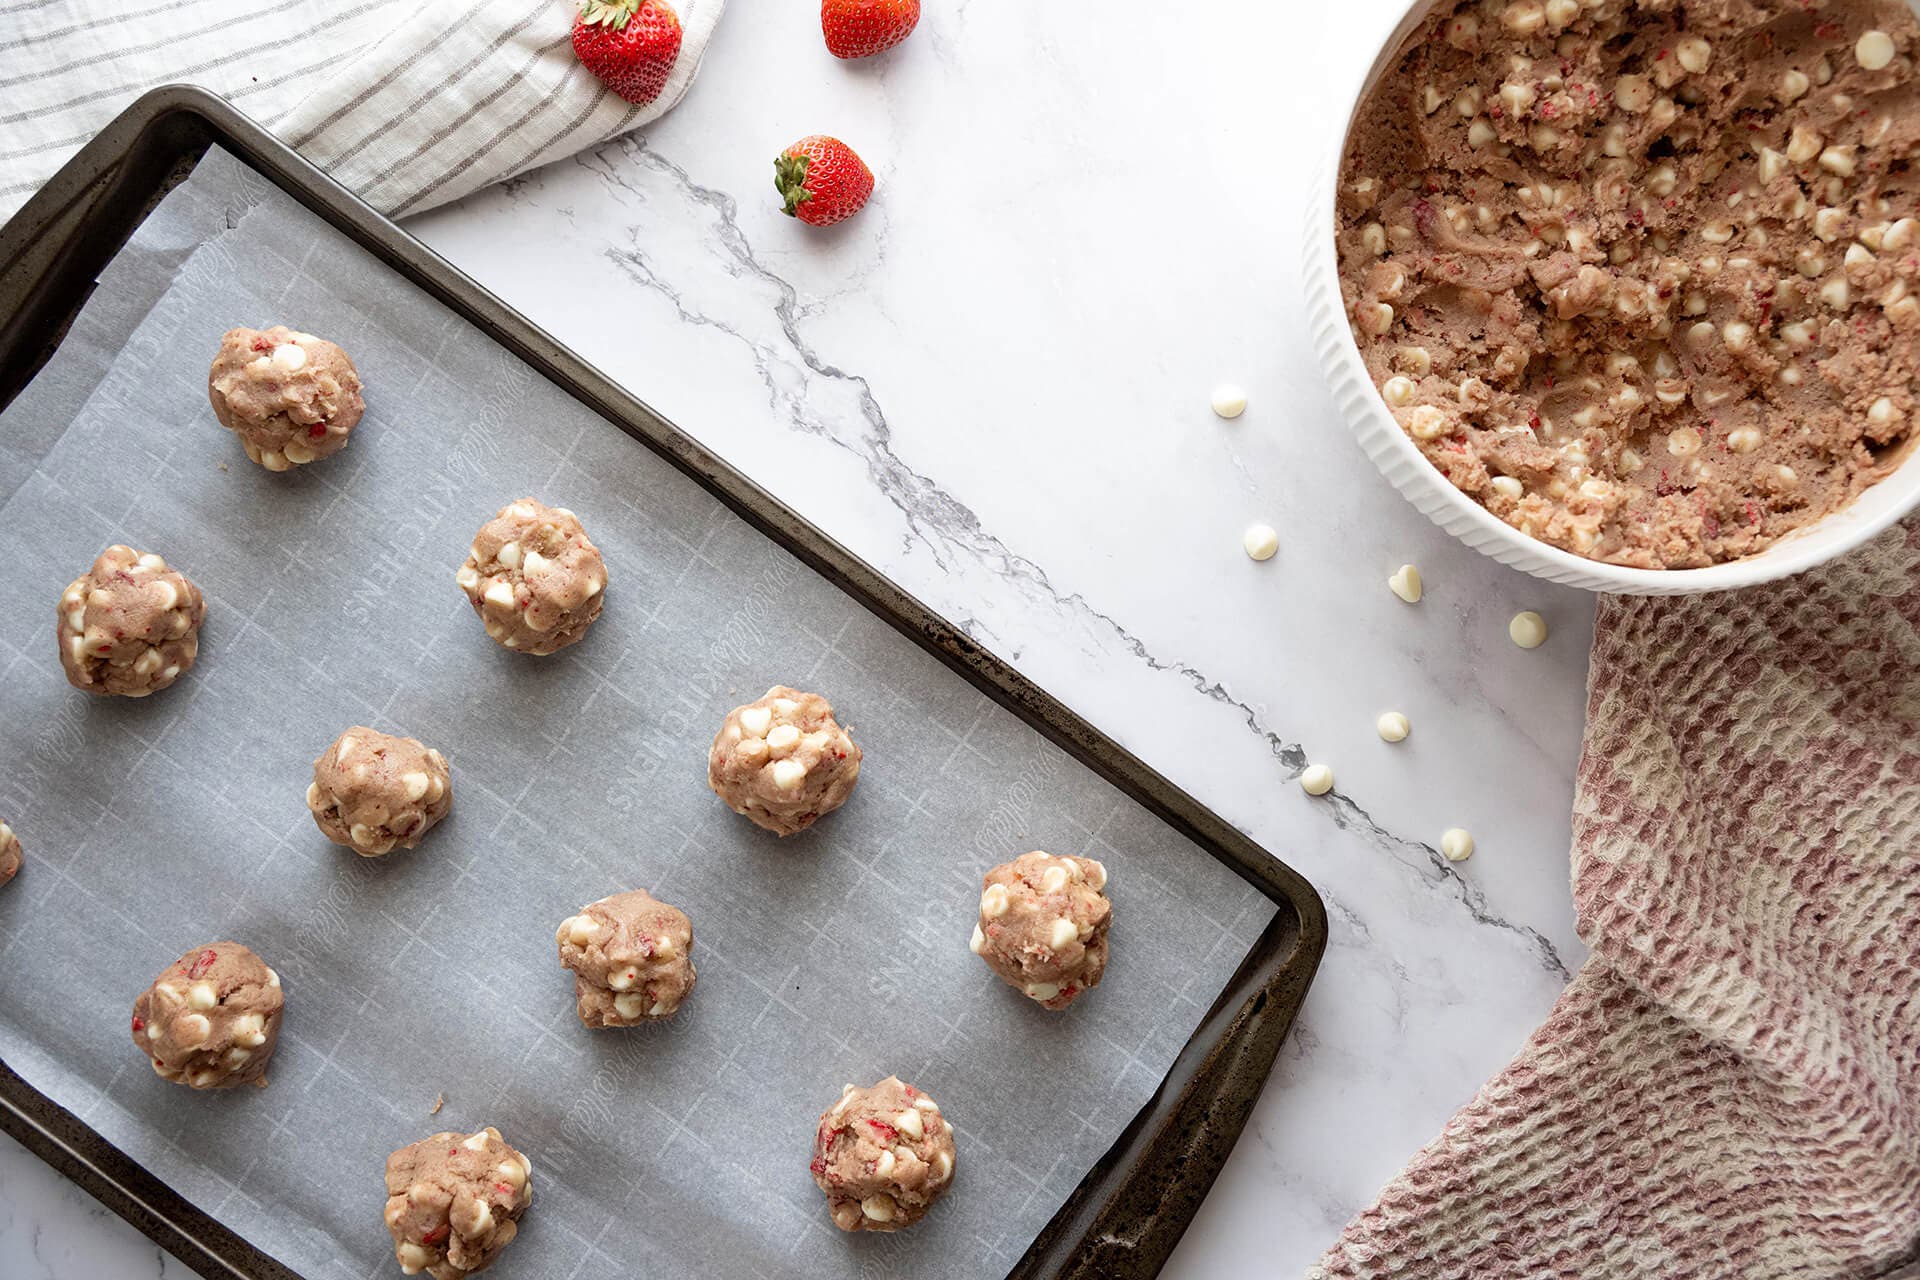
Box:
[0,149,1277,1280]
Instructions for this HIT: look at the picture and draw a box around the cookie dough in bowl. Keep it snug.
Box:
[309,727,452,857]
[209,325,364,470]
[131,943,283,1089]
[970,852,1112,1009]
[456,498,607,655]
[810,1077,956,1232]
[383,1126,532,1279]
[1312,0,1920,592]
[58,546,206,696]
[708,686,862,836]
[556,889,696,1027]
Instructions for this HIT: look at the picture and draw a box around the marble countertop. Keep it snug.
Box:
[0,0,1599,1274]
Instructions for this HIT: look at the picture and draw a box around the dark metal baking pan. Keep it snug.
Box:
[0,85,1326,1280]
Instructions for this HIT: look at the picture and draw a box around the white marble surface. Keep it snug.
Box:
[0,0,1601,1275]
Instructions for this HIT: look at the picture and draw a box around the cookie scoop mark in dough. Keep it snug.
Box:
[208,325,364,471]
[384,1126,532,1279]
[308,727,453,857]
[57,546,206,697]
[707,686,862,836]
[970,851,1111,1010]
[556,889,697,1027]
[131,942,284,1089]
[810,1077,957,1232]
[0,821,21,888]
[456,498,608,655]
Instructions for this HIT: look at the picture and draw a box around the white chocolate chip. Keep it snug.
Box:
[1667,426,1702,457]
[1024,981,1062,1002]
[1490,475,1524,500]
[266,968,280,988]
[968,923,986,955]
[1856,30,1896,72]
[769,758,806,790]
[607,965,639,991]
[495,1160,526,1188]
[483,581,515,608]
[455,566,480,592]
[1039,865,1069,893]
[1387,564,1423,604]
[260,449,290,472]
[223,1047,252,1068]
[462,1131,490,1152]
[1084,860,1107,891]
[648,1001,669,1016]
[860,1194,897,1223]
[176,1013,211,1045]
[271,342,308,372]
[187,981,218,1011]
[1673,36,1711,75]
[980,884,1010,918]
[402,771,430,802]
[522,549,550,575]
[1440,828,1475,861]
[1407,405,1449,440]
[1242,524,1279,562]
[913,1097,940,1113]
[895,1109,925,1140]
[136,553,166,572]
[874,1150,897,1177]
[766,723,800,752]
[232,1014,267,1048]
[1727,427,1762,454]
[1210,384,1248,419]
[933,1150,953,1182]
[495,541,522,571]
[282,440,316,465]
[567,915,599,946]
[1376,711,1410,743]
[1299,764,1334,796]
[1509,611,1548,649]
[1049,918,1078,950]
[1381,375,1417,408]
[613,993,645,1019]
[738,706,772,736]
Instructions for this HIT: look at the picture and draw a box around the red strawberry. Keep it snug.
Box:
[573,0,683,106]
[775,136,874,226]
[821,0,920,59]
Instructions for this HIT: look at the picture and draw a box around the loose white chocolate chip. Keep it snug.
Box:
[1049,917,1079,950]
[968,923,987,955]
[738,706,772,737]
[1856,30,1896,72]
[895,1108,925,1140]
[769,758,806,790]
[1509,611,1548,649]
[980,884,1010,918]
[1210,384,1248,419]
[1299,764,1334,796]
[1387,564,1423,604]
[860,1195,897,1223]
[1376,711,1410,743]
[187,982,218,1011]
[1242,523,1279,562]
[401,771,430,802]
[1440,827,1476,862]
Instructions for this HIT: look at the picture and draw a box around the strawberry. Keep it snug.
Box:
[573,0,683,106]
[775,136,874,226]
[821,0,920,59]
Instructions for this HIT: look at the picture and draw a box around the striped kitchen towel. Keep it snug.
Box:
[0,0,724,221]
[1312,514,1920,1277]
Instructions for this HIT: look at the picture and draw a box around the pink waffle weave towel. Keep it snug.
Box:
[1312,517,1920,1278]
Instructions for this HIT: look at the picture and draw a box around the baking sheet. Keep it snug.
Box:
[0,147,1278,1280]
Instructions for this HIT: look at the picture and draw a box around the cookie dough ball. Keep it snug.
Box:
[131,943,283,1089]
[810,1077,956,1232]
[970,852,1111,1010]
[455,498,607,655]
[383,1127,532,1280]
[0,820,20,888]
[308,727,451,857]
[208,325,364,470]
[707,686,862,836]
[57,546,206,697]
[556,889,696,1027]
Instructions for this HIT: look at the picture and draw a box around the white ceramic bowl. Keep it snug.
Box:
[1304,0,1920,595]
